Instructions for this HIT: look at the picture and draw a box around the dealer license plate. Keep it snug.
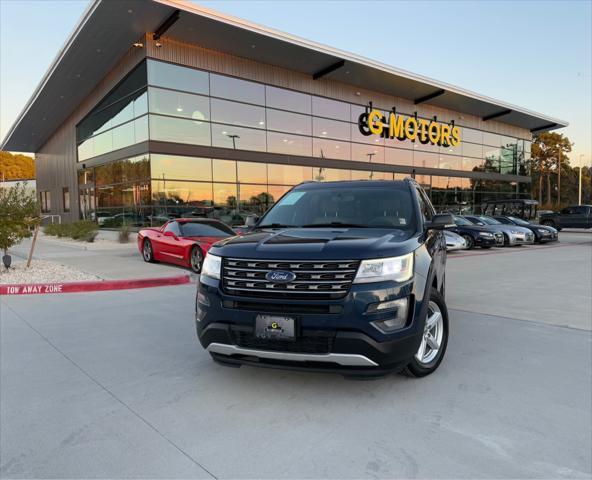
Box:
[255,315,295,340]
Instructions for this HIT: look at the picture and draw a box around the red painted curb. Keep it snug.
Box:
[0,274,191,296]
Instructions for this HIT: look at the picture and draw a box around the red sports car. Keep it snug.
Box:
[137,218,236,273]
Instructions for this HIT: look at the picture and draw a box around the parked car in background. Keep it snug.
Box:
[446,215,503,249]
[483,199,538,221]
[138,218,236,273]
[463,215,534,246]
[494,215,558,243]
[444,230,467,251]
[539,205,592,230]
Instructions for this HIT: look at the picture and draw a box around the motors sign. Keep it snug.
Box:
[358,103,461,147]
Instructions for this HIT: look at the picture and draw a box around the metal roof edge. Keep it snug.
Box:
[0,0,102,150]
[157,0,568,129]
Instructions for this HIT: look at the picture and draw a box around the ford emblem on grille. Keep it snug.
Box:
[266,270,296,283]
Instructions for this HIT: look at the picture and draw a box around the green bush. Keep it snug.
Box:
[118,223,131,243]
[44,220,98,243]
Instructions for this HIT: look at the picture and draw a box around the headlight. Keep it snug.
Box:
[510,229,520,234]
[537,228,549,233]
[478,232,493,237]
[354,253,413,284]
[201,253,221,279]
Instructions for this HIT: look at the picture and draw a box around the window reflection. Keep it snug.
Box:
[267,131,312,156]
[461,127,482,144]
[213,182,239,206]
[313,138,350,160]
[149,88,210,121]
[462,143,483,159]
[385,148,413,166]
[237,161,267,184]
[152,180,213,207]
[415,152,439,169]
[211,98,265,128]
[266,86,311,114]
[312,96,350,121]
[266,109,311,135]
[149,115,211,146]
[151,154,212,181]
[147,60,209,94]
[267,185,291,202]
[210,74,265,105]
[316,168,351,181]
[313,117,350,141]
[211,124,266,152]
[238,184,276,215]
[267,164,312,184]
[351,143,384,163]
[213,159,236,182]
[438,155,461,171]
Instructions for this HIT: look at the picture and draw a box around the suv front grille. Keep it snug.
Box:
[231,330,335,354]
[222,258,360,300]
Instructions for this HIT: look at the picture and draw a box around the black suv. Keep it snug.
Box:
[196,179,452,377]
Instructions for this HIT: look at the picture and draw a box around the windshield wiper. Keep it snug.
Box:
[257,223,296,229]
[300,222,369,228]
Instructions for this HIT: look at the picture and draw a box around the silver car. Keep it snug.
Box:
[444,230,467,251]
[464,215,535,246]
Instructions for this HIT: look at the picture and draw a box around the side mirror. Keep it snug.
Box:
[425,214,454,231]
[163,230,178,240]
[245,215,259,228]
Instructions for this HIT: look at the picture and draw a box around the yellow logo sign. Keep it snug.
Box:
[358,104,461,147]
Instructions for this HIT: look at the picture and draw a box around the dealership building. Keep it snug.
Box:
[1,0,568,225]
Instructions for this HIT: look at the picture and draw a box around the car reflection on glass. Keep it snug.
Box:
[444,230,467,251]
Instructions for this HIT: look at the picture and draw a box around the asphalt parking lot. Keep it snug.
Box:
[1,232,591,479]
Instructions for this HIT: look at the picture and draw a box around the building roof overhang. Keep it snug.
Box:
[1,0,568,152]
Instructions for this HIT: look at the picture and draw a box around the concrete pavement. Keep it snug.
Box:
[1,231,591,478]
[8,232,188,281]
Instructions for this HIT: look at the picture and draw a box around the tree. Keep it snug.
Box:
[530,132,572,207]
[0,151,35,180]
[0,183,39,262]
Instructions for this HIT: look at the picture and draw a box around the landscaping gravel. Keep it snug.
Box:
[0,259,100,284]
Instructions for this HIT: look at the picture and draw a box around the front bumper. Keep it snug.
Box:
[474,235,498,247]
[196,276,427,373]
[507,232,535,245]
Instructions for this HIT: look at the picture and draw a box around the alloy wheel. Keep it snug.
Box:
[143,241,152,261]
[415,301,444,365]
[191,247,203,273]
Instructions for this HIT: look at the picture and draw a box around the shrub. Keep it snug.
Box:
[0,182,39,256]
[44,220,98,243]
[118,223,131,243]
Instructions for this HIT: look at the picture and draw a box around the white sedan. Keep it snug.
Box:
[444,230,468,251]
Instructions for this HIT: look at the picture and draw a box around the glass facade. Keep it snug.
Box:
[75,59,531,226]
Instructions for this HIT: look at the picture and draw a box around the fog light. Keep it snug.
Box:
[368,298,409,333]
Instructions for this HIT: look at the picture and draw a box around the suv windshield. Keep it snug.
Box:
[258,184,416,230]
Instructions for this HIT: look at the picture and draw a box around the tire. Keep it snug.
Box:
[503,233,510,247]
[190,245,203,274]
[402,288,449,378]
[461,234,474,250]
[142,239,156,263]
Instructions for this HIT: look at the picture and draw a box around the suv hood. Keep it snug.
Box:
[209,227,421,260]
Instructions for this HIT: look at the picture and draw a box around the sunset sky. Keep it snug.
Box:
[1,0,590,165]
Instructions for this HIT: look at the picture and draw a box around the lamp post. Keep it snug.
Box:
[579,154,585,205]
[227,134,240,150]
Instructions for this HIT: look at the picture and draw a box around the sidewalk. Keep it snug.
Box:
[8,231,192,281]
